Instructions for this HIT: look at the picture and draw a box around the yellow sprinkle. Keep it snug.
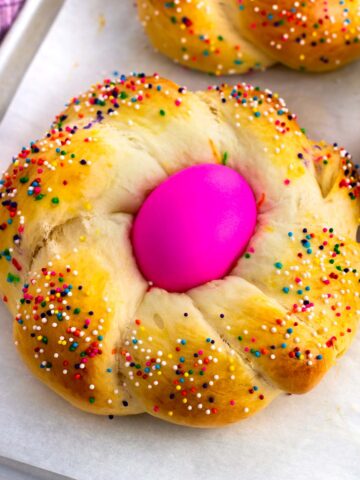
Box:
[300,54,305,61]
[79,236,86,242]
[182,398,188,404]
[168,411,173,417]
[176,385,181,391]
[229,365,235,372]
[37,336,43,341]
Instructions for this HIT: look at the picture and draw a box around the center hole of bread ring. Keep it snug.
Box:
[131,164,257,293]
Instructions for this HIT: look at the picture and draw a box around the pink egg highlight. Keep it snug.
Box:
[131,164,257,292]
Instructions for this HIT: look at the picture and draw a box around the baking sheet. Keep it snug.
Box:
[0,0,65,121]
[0,0,359,479]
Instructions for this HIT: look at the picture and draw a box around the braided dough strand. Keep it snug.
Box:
[138,0,360,74]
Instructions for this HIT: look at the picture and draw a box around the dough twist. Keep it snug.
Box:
[138,0,360,75]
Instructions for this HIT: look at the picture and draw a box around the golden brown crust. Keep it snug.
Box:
[0,74,359,427]
[14,254,130,415]
[239,0,360,72]
[13,215,146,415]
[190,276,337,395]
[137,0,360,74]
[121,289,278,427]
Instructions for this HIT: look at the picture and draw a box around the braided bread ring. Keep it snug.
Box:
[137,1,360,75]
[0,74,359,427]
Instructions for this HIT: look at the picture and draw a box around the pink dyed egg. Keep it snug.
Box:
[132,164,257,292]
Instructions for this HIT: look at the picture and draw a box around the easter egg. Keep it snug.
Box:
[132,164,257,292]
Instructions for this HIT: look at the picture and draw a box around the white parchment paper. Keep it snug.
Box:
[0,1,359,479]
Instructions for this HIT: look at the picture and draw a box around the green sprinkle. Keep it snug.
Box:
[222,152,228,165]
[7,272,20,283]
[51,197,59,205]
[159,109,166,116]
